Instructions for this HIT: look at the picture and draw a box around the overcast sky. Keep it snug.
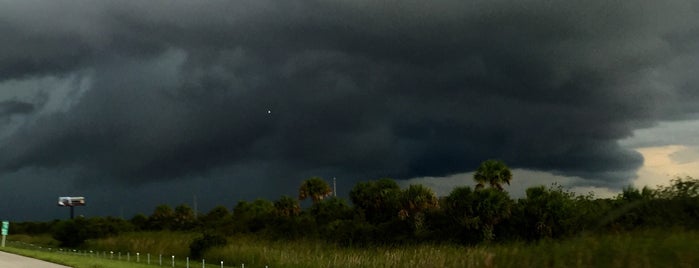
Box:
[1,0,698,221]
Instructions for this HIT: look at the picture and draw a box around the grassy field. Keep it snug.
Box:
[202,229,699,268]
[3,229,698,268]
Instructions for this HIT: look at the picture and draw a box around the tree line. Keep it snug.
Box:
[11,160,699,248]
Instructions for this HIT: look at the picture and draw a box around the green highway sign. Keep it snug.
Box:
[1,221,8,236]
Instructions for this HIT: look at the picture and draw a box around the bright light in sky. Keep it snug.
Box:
[633,145,699,188]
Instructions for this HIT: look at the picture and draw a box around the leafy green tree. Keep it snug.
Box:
[130,214,149,231]
[519,185,575,240]
[659,176,699,225]
[618,185,655,201]
[173,204,197,230]
[274,195,301,217]
[200,206,233,232]
[52,218,91,247]
[299,177,333,204]
[657,176,699,199]
[609,177,699,230]
[444,187,478,225]
[148,204,175,230]
[440,186,479,243]
[202,206,230,222]
[349,178,402,224]
[232,199,275,233]
[445,186,512,242]
[473,159,512,191]
[311,196,352,226]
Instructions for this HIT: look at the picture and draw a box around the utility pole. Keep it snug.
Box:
[333,177,337,197]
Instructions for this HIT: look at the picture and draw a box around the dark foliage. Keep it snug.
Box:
[16,174,699,249]
[51,217,133,247]
[189,233,227,259]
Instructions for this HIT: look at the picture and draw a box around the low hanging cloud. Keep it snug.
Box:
[1,0,699,191]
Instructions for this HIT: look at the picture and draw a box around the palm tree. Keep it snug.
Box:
[299,176,332,204]
[473,159,512,191]
[399,184,439,232]
[400,184,439,217]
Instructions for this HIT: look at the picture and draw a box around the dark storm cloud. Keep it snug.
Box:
[1,0,699,190]
[0,100,34,117]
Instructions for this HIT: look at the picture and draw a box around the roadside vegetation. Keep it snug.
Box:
[6,229,699,267]
[4,160,699,267]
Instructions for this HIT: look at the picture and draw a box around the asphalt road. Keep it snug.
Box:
[0,250,71,268]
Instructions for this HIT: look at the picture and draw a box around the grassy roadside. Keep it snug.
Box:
[1,244,233,268]
[0,246,155,268]
[4,228,699,268]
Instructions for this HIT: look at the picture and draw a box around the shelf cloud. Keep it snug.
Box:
[1,0,698,219]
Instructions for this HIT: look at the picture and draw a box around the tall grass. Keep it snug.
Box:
[7,234,60,247]
[489,229,698,268]
[44,228,699,267]
[84,231,198,257]
[206,229,698,268]
[206,238,493,268]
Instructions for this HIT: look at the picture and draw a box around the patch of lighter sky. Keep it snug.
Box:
[39,73,93,114]
[0,74,94,144]
[620,119,699,190]
[0,73,92,114]
[401,169,619,199]
[633,145,699,189]
[0,78,45,101]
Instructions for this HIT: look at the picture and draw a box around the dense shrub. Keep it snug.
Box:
[51,217,133,247]
[189,233,228,259]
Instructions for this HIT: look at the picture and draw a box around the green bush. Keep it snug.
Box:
[189,233,227,259]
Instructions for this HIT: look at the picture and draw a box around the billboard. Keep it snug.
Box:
[58,196,86,207]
